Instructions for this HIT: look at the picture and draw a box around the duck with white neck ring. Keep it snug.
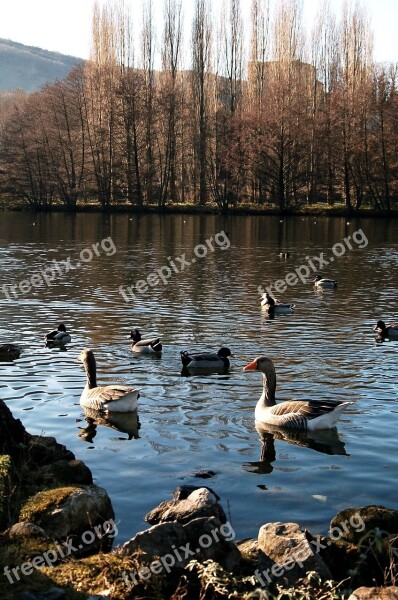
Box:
[78,349,139,412]
[130,329,162,353]
[243,356,352,430]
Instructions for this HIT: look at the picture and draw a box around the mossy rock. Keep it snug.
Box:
[18,484,114,542]
[39,552,150,599]
[19,486,81,523]
[330,505,398,545]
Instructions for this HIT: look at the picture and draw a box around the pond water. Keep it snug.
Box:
[1,211,397,544]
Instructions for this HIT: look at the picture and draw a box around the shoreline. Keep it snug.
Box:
[2,202,398,218]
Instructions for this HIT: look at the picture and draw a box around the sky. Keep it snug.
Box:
[0,0,397,63]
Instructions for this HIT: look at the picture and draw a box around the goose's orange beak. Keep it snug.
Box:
[243,359,258,371]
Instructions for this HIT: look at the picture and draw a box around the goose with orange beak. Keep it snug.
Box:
[243,356,352,430]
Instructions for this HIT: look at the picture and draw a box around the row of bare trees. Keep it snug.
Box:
[0,0,397,212]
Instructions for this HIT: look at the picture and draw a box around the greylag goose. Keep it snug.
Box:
[374,320,398,338]
[78,349,139,412]
[45,324,71,347]
[130,329,162,353]
[0,343,22,361]
[243,356,352,430]
[314,276,338,288]
[261,293,294,314]
[181,347,232,369]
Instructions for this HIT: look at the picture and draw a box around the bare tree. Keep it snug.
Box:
[191,0,212,204]
[141,0,156,202]
[156,0,183,206]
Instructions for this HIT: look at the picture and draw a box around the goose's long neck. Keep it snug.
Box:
[259,370,276,407]
[84,355,97,389]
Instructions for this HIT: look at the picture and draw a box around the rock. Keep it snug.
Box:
[317,535,361,582]
[145,486,226,525]
[330,505,398,544]
[0,343,21,361]
[348,586,398,599]
[36,459,93,485]
[7,521,48,540]
[184,517,240,572]
[19,485,115,543]
[0,399,30,460]
[193,470,217,479]
[122,516,241,576]
[256,522,332,586]
[173,485,220,501]
[236,538,259,562]
[28,436,75,466]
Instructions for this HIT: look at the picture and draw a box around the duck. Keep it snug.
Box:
[374,320,398,339]
[243,356,352,430]
[78,349,139,412]
[130,329,162,353]
[180,347,232,369]
[260,293,294,314]
[314,276,338,288]
[45,324,71,347]
[0,343,22,361]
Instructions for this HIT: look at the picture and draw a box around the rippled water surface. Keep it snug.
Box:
[1,211,398,544]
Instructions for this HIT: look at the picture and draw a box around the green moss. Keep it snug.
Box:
[19,486,81,522]
[0,455,12,529]
[39,552,152,599]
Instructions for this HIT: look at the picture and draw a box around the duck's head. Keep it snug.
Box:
[58,323,67,332]
[218,347,232,358]
[130,329,142,342]
[374,320,386,332]
[243,356,275,374]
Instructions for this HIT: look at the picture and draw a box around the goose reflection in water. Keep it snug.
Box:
[77,408,141,442]
[243,421,348,475]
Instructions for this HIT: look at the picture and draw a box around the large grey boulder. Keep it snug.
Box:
[256,522,332,587]
[122,516,240,578]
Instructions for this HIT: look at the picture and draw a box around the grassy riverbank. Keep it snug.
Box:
[1,199,398,218]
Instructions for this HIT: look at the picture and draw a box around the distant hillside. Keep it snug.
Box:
[0,39,83,93]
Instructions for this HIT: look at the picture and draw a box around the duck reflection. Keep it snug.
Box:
[243,421,348,474]
[77,408,141,442]
[180,366,230,377]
